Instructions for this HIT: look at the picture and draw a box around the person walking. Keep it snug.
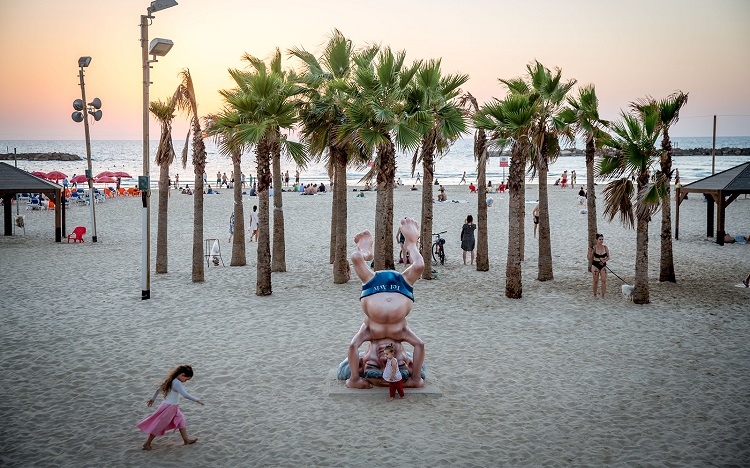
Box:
[137,364,205,451]
[459,171,467,185]
[248,205,259,242]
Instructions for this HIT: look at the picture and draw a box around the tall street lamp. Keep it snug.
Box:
[71,56,103,242]
[140,0,177,300]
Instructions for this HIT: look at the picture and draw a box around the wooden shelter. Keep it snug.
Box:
[675,162,750,245]
[0,162,66,242]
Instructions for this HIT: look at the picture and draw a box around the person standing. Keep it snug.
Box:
[570,170,576,189]
[295,169,300,186]
[587,233,610,298]
[383,344,405,400]
[216,171,221,187]
[532,204,540,238]
[415,172,422,184]
[285,170,290,187]
[460,214,476,265]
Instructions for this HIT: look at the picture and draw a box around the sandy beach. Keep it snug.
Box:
[1,183,748,467]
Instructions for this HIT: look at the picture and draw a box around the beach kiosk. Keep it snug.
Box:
[0,162,66,241]
[675,162,750,245]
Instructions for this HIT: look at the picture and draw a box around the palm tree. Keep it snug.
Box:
[632,91,689,283]
[598,109,664,304]
[150,91,179,274]
[523,61,576,281]
[475,92,539,298]
[204,107,247,266]
[407,59,469,280]
[290,30,375,284]
[175,69,207,283]
[458,92,489,271]
[341,47,427,270]
[565,85,608,269]
[222,59,304,295]
[241,49,305,273]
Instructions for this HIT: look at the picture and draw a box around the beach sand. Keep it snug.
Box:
[1,183,749,466]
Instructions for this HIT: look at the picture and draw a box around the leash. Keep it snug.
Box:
[606,265,629,285]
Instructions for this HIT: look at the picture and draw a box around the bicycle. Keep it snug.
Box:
[432,231,447,265]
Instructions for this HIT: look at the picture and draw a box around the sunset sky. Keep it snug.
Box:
[1,0,748,140]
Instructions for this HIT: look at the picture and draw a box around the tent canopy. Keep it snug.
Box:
[675,162,750,245]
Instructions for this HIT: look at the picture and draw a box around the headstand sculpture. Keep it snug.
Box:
[344,217,425,388]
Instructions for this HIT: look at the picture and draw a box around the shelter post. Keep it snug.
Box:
[3,194,12,236]
[675,187,681,240]
[54,190,62,242]
[716,192,725,246]
[705,194,714,237]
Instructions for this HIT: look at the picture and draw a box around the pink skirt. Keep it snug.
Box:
[137,403,186,436]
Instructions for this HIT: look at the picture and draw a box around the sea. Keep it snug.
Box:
[2,137,749,188]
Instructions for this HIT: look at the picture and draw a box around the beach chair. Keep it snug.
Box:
[26,198,42,211]
[118,188,126,196]
[17,193,30,202]
[204,238,225,267]
[67,226,86,243]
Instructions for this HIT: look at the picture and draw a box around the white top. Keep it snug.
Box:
[250,212,259,230]
[383,357,402,382]
[150,378,199,405]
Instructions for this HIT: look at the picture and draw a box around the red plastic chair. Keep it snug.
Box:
[67,226,86,243]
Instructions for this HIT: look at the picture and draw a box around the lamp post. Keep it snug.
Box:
[140,0,177,300]
[71,56,103,242]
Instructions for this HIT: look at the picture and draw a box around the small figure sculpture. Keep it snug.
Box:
[345,218,425,388]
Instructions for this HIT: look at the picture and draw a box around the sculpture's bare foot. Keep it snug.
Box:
[345,376,373,389]
[399,218,420,244]
[403,377,424,388]
[353,231,374,261]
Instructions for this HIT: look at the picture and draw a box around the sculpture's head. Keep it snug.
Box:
[337,338,426,387]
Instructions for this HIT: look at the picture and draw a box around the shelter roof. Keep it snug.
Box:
[680,162,750,193]
[0,162,63,195]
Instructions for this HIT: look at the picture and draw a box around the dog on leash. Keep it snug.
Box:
[621,284,635,301]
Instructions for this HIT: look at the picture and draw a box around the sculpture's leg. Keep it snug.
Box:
[401,325,425,388]
[346,324,373,389]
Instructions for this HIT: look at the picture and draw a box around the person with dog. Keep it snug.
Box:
[587,233,610,298]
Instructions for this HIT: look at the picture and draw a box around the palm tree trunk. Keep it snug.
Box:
[231,152,246,266]
[420,133,436,280]
[659,132,676,282]
[333,147,349,283]
[192,166,205,283]
[256,139,272,295]
[330,164,337,265]
[519,169,526,262]
[634,188,650,304]
[475,130,489,271]
[373,141,396,271]
[505,142,525,298]
[537,151,553,280]
[155,162,169,274]
[271,138,286,272]
[585,134,598,272]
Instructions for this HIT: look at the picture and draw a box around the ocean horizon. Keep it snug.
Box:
[3,137,750,187]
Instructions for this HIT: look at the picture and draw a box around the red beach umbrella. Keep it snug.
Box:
[31,171,48,178]
[113,171,132,178]
[96,171,117,178]
[71,174,89,184]
[46,171,68,181]
[95,176,117,184]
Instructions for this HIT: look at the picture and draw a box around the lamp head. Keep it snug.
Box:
[71,112,84,123]
[91,110,103,121]
[78,56,92,68]
[73,99,84,111]
[148,0,178,13]
[89,98,102,109]
[148,38,174,57]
